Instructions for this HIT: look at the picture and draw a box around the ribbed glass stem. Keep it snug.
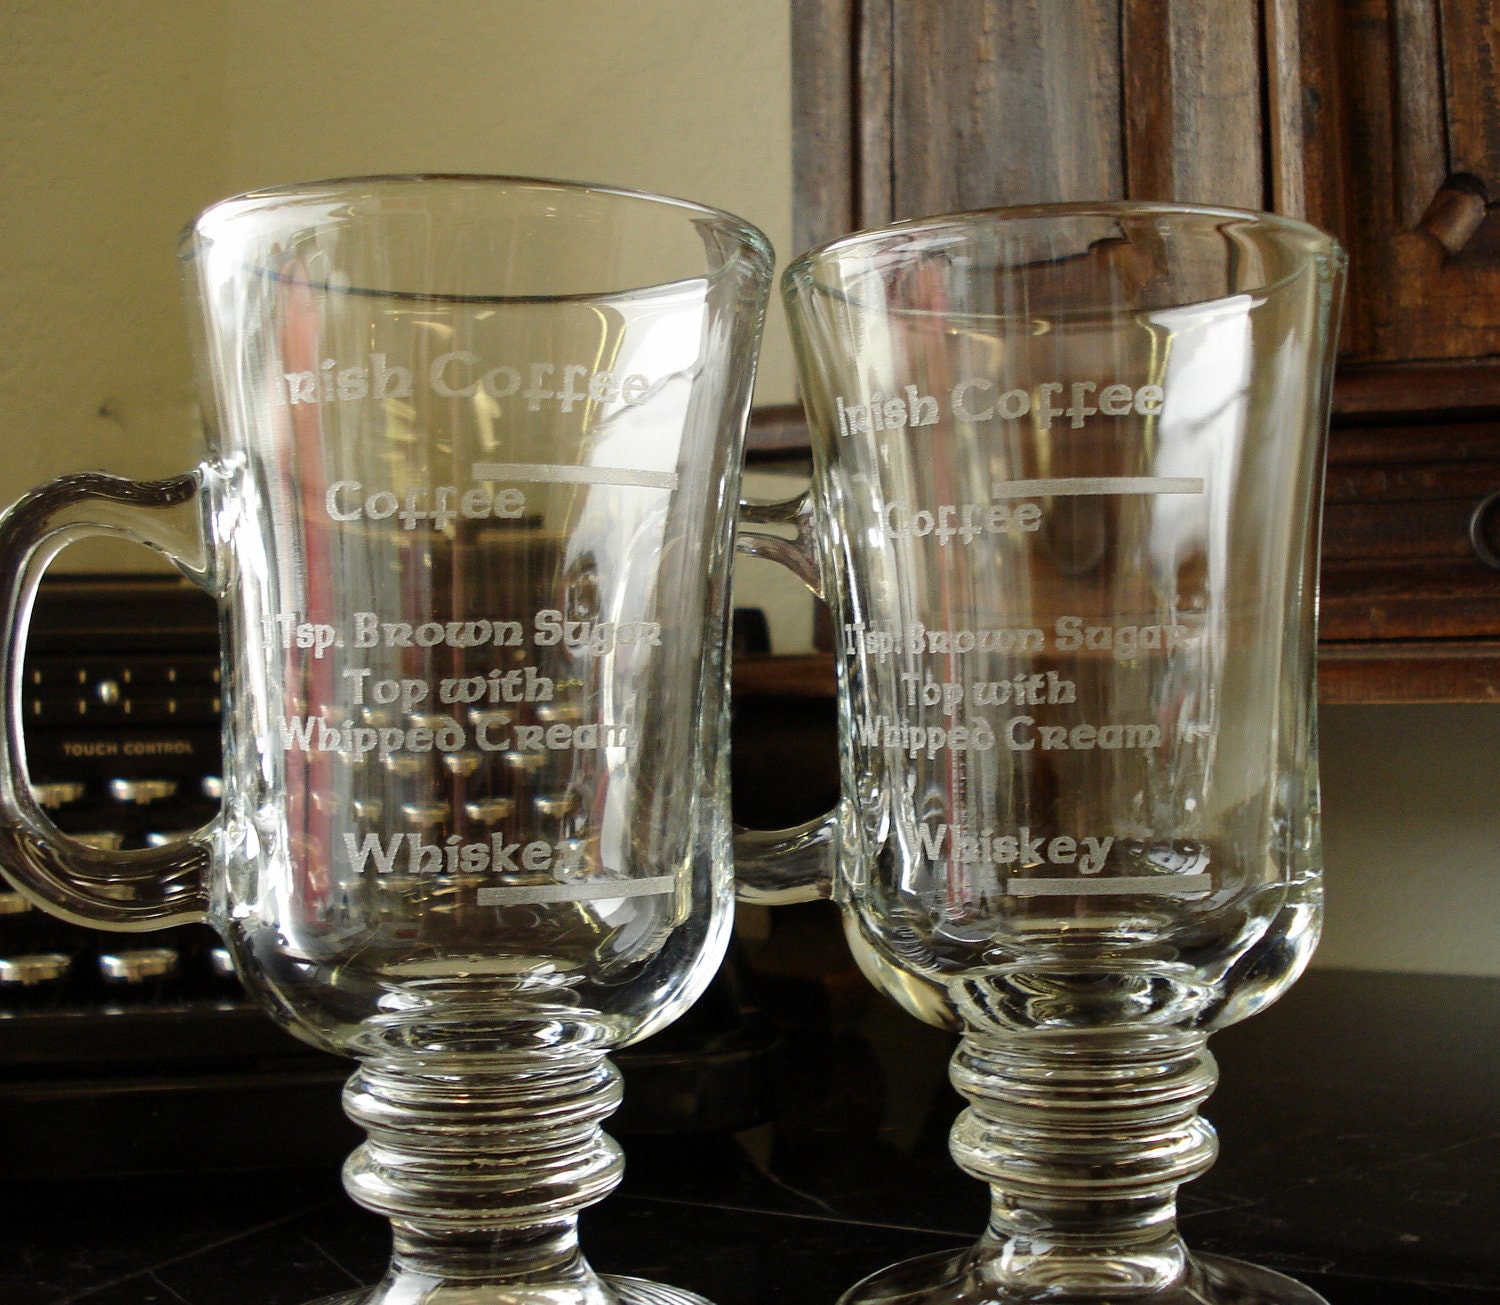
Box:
[948,1029,1219,1297]
[336,1034,626,1305]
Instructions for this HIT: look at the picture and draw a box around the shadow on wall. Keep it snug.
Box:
[1317,703,1500,976]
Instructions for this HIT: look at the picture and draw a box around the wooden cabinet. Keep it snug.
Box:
[748,0,1500,703]
[1292,0,1500,365]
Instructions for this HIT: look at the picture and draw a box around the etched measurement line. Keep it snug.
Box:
[990,477,1204,498]
[476,875,675,906]
[471,462,678,492]
[1007,874,1213,897]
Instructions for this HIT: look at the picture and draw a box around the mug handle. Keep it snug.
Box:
[732,490,840,904]
[0,470,218,929]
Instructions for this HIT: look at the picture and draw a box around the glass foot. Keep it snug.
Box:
[838,1247,1328,1305]
[311,1273,715,1305]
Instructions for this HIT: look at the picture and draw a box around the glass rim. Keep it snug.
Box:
[783,199,1344,305]
[177,172,774,303]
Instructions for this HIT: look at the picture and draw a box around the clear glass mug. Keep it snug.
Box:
[0,175,772,1305]
[759,203,1346,1305]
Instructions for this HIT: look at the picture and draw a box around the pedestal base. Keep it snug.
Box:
[838,1248,1328,1305]
[312,1271,715,1305]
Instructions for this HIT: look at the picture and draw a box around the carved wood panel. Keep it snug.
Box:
[776,0,1500,702]
[1277,0,1500,363]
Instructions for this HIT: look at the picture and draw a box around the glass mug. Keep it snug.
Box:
[752,203,1345,1305]
[0,175,772,1305]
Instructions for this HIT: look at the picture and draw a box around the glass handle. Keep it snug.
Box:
[0,470,216,929]
[736,490,826,597]
[732,491,837,904]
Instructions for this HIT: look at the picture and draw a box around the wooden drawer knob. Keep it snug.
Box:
[1418,173,1489,254]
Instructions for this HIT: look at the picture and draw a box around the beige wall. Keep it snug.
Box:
[0,4,228,500]
[0,0,793,521]
[1318,705,1500,977]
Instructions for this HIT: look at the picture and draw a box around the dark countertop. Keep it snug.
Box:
[2,961,1497,1305]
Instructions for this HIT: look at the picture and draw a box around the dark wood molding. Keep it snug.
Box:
[724,636,1500,711]
[856,0,893,229]
[732,652,836,699]
[759,359,1500,454]
[1317,640,1500,703]
[1333,359,1500,417]
[735,644,1500,705]
[791,0,857,254]
[746,404,810,459]
[1122,0,1264,209]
